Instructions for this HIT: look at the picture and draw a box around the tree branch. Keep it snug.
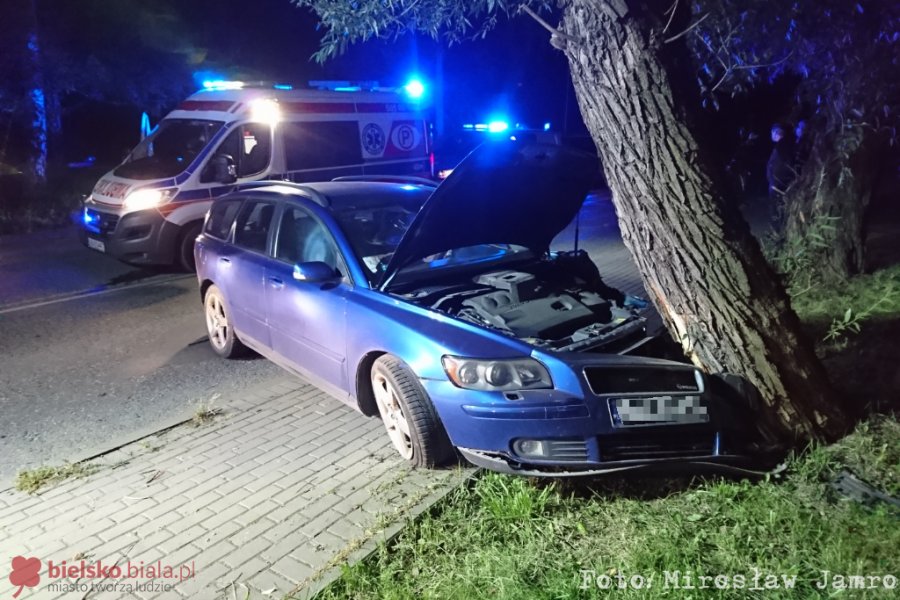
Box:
[519,5,579,48]
[664,12,709,44]
[662,0,679,36]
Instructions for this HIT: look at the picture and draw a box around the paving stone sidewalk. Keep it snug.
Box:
[0,376,471,600]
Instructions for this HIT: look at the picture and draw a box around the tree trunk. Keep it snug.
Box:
[25,0,48,186]
[784,129,881,282]
[560,0,852,442]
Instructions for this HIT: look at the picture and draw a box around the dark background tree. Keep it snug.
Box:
[0,0,199,183]
[689,0,900,283]
[290,0,855,442]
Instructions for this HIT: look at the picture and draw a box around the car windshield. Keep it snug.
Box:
[333,203,530,285]
[114,119,224,180]
[332,205,417,282]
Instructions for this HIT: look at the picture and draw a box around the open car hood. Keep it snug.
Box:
[379,139,599,290]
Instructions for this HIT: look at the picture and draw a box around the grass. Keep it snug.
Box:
[791,264,900,329]
[192,394,224,426]
[787,264,900,414]
[313,417,899,599]
[15,462,100,494]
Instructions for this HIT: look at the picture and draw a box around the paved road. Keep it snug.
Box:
[0,226,164,308]
[0,230,282,483]
[0,192,646,485]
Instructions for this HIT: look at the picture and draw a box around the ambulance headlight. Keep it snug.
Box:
[123,188,175,212]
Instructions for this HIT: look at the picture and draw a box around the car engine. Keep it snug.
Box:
[401,253,649,353]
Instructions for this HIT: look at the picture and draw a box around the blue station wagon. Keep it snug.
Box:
[194,141,766,476]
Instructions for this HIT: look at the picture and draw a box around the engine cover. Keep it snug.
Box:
[463,292,599,339]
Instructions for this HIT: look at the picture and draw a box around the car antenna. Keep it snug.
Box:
[573,206,581,253]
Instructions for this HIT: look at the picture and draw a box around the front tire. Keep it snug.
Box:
[176,221,203,272]
[204,285,247,358]
[371,355,454,468]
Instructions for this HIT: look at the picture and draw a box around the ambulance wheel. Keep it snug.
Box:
[177,221,203,272]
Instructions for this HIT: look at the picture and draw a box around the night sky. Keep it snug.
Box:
[40,0,580,164]
[180,0,576,132]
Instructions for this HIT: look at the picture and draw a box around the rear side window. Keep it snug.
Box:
[205,199,241,240]
[233,200,276,253]
[283,121,361,171]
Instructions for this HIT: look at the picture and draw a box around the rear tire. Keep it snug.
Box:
[371,355,454,468]
[204,285,247,358]
[176,221,203,272]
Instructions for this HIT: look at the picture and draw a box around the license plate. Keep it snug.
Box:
[87,238,106,252]
[610,395,708,426]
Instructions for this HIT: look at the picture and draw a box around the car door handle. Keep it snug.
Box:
[218,257,231,266]
[268,276,284,289]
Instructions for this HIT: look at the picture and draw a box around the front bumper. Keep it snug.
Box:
[457,448,773,478]
[79,204,180,265]
[422,364,772,477]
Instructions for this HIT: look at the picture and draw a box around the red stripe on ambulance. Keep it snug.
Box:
[177,100,236,112]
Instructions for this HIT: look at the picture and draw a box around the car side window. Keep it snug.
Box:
[233,200,276,253]
[208,123,271,180]
[204,199,242,240]
[275,207,342,274]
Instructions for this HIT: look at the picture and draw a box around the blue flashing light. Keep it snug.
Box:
[404,78,426,99]
[334,86,362,92]
[544,122,551,131]
[273,83,293,90]
[201,79,244,91]
[487,121,509,133]
[82,208,97,225]
[400,184,418,191]
[462,124,475,130]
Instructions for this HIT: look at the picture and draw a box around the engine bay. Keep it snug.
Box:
[400,251,649,353]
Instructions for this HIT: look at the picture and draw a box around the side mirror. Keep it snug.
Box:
[293,261,339,283]
[208,153,237,184]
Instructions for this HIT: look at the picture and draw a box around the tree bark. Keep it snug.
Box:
[784,129,882,282]
[560,0,852,442]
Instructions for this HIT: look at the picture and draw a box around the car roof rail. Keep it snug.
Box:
[231,180,332,206]
[330,175,438,187]
[233,180,308,192]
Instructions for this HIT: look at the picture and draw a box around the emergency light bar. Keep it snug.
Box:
[308,79,427,100]
[201,80,294,92]
[309,80,380,91]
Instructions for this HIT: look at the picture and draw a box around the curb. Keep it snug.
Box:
[295,467,481,600]
[1,412,195,494]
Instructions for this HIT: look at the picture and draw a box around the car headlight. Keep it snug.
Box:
[123,188,175,212]
[441,356,552,391]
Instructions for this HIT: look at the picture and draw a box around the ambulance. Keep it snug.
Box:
[79,81,433,270]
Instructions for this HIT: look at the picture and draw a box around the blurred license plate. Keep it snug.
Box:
[87,238,105,252]
[611,395,708,426]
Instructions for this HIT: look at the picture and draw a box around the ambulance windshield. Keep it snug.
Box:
[114,119,224,180]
